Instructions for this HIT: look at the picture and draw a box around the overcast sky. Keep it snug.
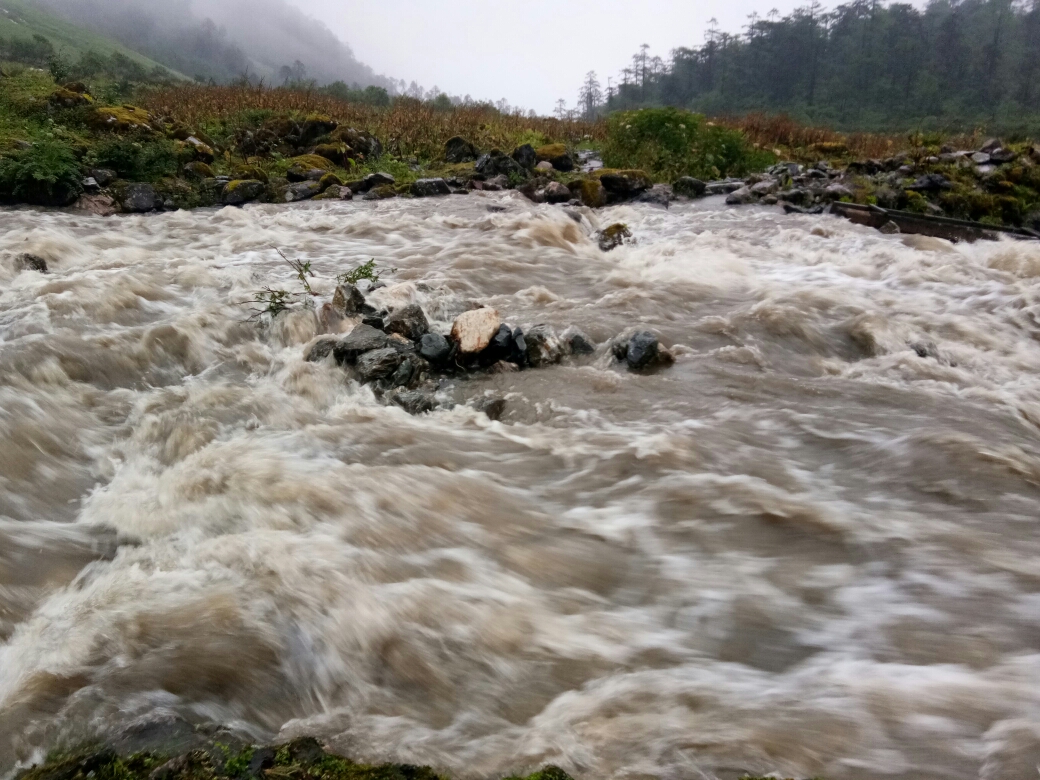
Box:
[290,0,815,114]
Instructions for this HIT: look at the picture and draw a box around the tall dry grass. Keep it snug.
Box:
[137,85,604,159]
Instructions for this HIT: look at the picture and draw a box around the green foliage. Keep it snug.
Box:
[47,50,71,83]
[219,746,253,777]
[322,82,392,108]
[87,137,179,181]
[0,139,82,204]
[603,107,774,181]
[337,259,393,287]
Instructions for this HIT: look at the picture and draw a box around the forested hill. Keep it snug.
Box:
[601,0,1040,134]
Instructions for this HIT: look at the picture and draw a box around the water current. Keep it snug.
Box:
[3,194,1040,780]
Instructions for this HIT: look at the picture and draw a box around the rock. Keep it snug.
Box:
[390,389,437,415]
[535,161,554,172]
[486,174,511,189]
[873,187,904,210]
[285,181,321,202]
[356,347,404,381]
[971,152,991,165]
[673,176,707,198]
[74,193,118,216]
[705,180,744,196]
[490,360,519,373]
[286,155,334,182]
[725,186,755,205]
[750,179,778,196]
[234,165,269,183]
[121,183,158,213]
[333,324,391,364]
[384,303,429,341]
[990,148,1018,164]
[299,115,338,146]
[306,336,337,363]
[332,284,367,316]
[597,223,632,252]
[82,176,100,192]
[389,354,423,386]
[14,253,47,273]
[543,181,572,204]
[879,220,901,235]
[222,180,265,206]
[636,184,673,207]
[451,308,500,355]
[563,326,596,355]
[183,136,215,164]
[475,150,526,179]
[419,332,452,365]
[511,144,537,170]
[524,324,565,367]
[362,185,397,201]
[247,748,277,777]
[317,173,343,193]
[596,169,652,201]
[472,394,506,420]
[312,143,351,166]
[411,178,451,197]
[626,331,659,369]
[822,183,854,200]
[49,86,92,108]
[535,144,574,172]
[182,161,214,180]
[512,327,528,366]
[445,136,479,163]
[90,105,153,133]
[569,179,607,208]
[89,168,117,187]
[980,138,1002,153]
[907,174,952,192]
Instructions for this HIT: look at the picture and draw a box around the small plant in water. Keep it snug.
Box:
[274,247,315,295]
[337,258,395,286]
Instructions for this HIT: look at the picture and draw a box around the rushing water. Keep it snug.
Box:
[3,194,1040,780]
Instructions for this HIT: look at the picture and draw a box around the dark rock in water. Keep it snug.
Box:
[879,220,901,235]
[477,324,516,366]
[411,178,451,197]
[911,340,939,359]
[782,203,826,215]
[525,324,565,367]
[391,388,437,414]
[332,283,366,316]
[356,347,404,381]
[445,136,478,163]
[636,184,673,207]
[419,332,452,364]
[475,150,526,179]
[121,183,158,212]
[511,144,537,170]
[627,331,659,369]
[473,394,506,421]
[285,181,321,202]
[362,172,396,191]
[384,303,429,341]
[543,181,572,204]
[598,170,652,201]
[908,174,953,192]
[725,186,754,205]
[90,168,117,187]
[362,185,397,201]
[284,738,325,765]
[511,327,528,366]
[673,176,707,198]
[305,337,338,362]
[14,253,47,273]
[362,314,385,329]
[390,355,423,387]
[564,327,596,355]
[387,333,418,354]
[333,325,390,364]
[222,180,265,206]
[597,223,632,252]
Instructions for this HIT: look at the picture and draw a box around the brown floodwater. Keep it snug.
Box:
[3,193,1040,780]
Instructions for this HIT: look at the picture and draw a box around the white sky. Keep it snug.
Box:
[289,0,815,114]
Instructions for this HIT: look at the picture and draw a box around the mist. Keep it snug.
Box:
[34,0,393,88]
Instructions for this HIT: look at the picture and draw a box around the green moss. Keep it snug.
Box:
[535,143,567,161]
[90,105,153,133]
[289,154,334,172]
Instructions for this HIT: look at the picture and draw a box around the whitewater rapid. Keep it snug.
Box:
[3,193,1040,780]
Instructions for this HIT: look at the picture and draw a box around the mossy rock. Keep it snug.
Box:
[290,155,335,172]
[313,143,352,165]
[222,179,266,206]
[262,115,299,139]
[48,87,92,108]
[364,184,397,200]
[535,144,567,162]
[90,105,154,133]
[318,172,343,192]
[593,169,653,200]
[234,164,268,183]
[569,178,607,208]
[183,161,215,180]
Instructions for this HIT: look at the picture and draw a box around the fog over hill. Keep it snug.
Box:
[33,0,393,88]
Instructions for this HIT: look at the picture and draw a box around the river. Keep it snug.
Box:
[2,193,1040,780]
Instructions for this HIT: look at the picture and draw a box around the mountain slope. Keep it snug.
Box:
[0,0,177,75]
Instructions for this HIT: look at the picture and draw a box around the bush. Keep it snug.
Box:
[602,107,774,181]
[87,137,179,181]
[0,141,82,206]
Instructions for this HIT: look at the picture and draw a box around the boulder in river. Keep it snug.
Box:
[361,172,396,191]
[596,169,652,202]
[419,333,452,365]
[411,178,451,197]
[451,308,500,355]
[384,303,429,341]
[444,136,479,163]
[13,253,47,273]
[535,144,574,172]
[356,347,404,382]
[597,223,632,252]
[222,180,266,206]
[725,186,755,205]
[563,326,596,355]
[673,176,707,198]
[543,182,572,204]
[525,324,566,367]
[121,183,158,213]
[390,388,437,415]
[333,324,391,364]
[570,179,607,208]
[285,181,321,202]
[332,283,367,316]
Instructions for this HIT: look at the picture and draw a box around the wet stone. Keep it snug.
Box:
[14,253,47,273]
[384,303,429,341]
[390,389,437,415]
[626,331,659,369]
[419,332,452,364]
[332,283,366,316]
[332,324,390,364]
[356,347,404,381]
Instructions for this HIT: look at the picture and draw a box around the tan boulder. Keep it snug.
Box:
[451,308,500,354]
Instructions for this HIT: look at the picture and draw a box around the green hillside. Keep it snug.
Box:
[0,0,179,76]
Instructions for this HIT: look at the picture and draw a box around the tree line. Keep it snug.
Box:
[570,0,1040,134]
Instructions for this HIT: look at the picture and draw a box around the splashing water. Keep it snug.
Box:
[3,194,1040,780]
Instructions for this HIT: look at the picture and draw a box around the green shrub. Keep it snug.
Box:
[87,137,179,181]
[0,141,82,205]
[602,107,774,181]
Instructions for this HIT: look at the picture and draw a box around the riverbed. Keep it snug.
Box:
[2,193,1040,780]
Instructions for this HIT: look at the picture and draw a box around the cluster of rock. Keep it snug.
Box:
[296,281,672,416]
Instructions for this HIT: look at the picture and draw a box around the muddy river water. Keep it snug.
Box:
[3,194,1040,780]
